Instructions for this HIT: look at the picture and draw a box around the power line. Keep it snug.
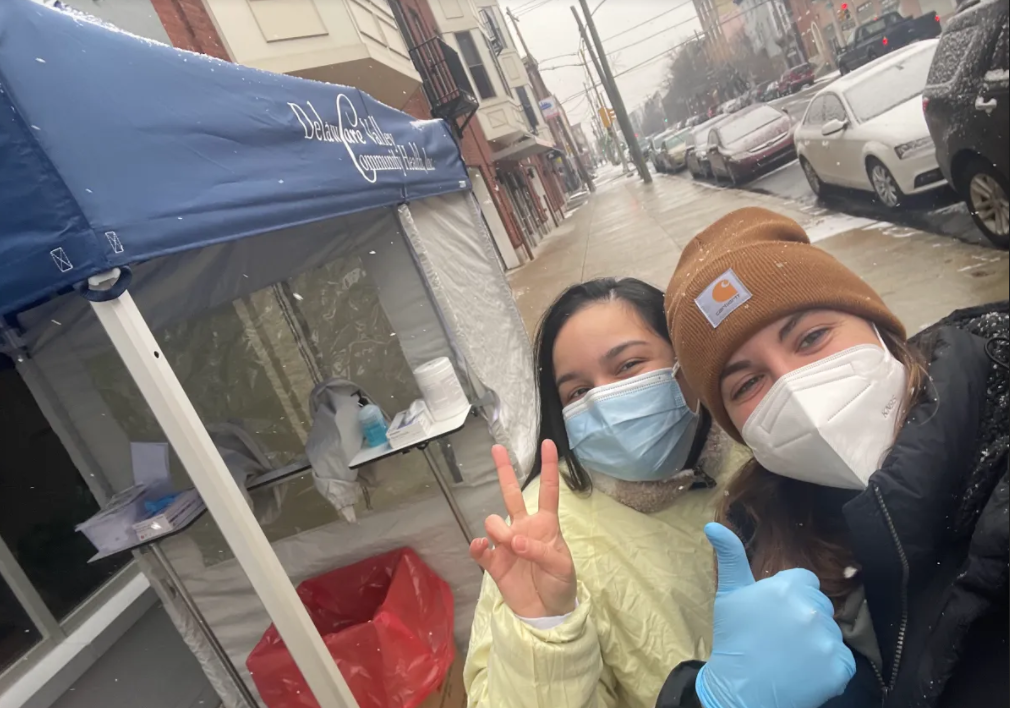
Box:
[612,0,784,79]
[515,0,555,17]
[606,16,702,56]
[591,0,609,15]
[538,51,580,63]
[510,0,544,12]
[539,62,587,70]
[600,1,695,43]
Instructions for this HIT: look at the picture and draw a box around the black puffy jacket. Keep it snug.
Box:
[658,301,1009,708]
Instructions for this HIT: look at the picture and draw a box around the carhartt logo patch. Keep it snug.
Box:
[695,269,752,327]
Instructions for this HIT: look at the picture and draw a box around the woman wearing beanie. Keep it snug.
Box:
[657,207,1008,708]
[464,278,744,708]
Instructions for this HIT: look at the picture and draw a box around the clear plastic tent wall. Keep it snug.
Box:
[17,193,536,706]
[1,1,536,703]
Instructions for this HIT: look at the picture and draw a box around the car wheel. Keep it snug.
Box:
[839,63,849,75]
[867,159,904,208]
[800,157,825,197]
[960,157,1010,249]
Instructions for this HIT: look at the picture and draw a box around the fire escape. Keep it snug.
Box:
[409,37,479,138]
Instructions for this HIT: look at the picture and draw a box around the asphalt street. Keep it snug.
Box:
[679,76,994,249]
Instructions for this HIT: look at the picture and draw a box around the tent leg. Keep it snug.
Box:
[87,281,358,708]
[419,445,474,542]
[146,544,260,708]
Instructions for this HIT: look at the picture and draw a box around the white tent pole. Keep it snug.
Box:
[86,271,358,708]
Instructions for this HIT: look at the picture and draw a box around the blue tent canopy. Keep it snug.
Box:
[0,0,469,318]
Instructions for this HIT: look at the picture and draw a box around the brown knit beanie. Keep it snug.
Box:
[665,207,905,442]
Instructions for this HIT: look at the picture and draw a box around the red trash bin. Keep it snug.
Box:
[247,548,455,708]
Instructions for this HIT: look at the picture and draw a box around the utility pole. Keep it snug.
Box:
[579,44,624,168]
[508,5,593,192]
[573,1,651,183]
[505,6,533,61]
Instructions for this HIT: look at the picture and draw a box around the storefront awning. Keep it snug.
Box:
[490,134,556,162]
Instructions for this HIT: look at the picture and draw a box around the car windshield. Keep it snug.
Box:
[843,43,937,122]
[719,107,782,145]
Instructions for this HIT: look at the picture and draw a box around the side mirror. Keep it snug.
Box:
[821,118,848,136]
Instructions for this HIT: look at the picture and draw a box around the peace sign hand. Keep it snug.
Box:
[469,440,577,619]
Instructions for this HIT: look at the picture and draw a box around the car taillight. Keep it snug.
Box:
[922,96,929,113]
[934,13,940,21]
[882,36,889,45]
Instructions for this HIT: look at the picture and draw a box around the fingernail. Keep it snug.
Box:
[513,536,527,552]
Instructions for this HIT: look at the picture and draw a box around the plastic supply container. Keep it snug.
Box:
[358,404,389,448]
[413,358,470,422]
[76,484,152,554]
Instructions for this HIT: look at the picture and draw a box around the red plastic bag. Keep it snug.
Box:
[247,548,455,708]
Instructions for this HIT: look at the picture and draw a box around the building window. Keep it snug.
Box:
[0,577,41,672]
[880,0,900,11]
[455,31,496,100]
[479,7,508,54]
[856,2,875,22]
[516,86,539,132]
[0,355,130,671]
[485,35,513,98]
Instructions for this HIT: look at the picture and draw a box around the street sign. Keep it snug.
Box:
[539,96,561,120]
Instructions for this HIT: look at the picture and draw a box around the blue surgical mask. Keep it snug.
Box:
[562,367,700,482]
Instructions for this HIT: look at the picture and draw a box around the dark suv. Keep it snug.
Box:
[923,0,1009,248]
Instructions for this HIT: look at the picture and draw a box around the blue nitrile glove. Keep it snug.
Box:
[696,522,856,708]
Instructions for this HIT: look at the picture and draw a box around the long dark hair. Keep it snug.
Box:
[526,278,674,493]
[717,328,929,608]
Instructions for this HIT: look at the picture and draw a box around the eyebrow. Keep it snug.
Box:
[778,312,807,342]
[555,340,649,388]
[719,359,752,383]
[719,313,810,383]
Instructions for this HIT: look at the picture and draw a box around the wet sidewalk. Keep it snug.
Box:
[509,169,1008,335]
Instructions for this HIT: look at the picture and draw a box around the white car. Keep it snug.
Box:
[795,40,946,208]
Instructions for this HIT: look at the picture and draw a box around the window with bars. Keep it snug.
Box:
[455,31,496,100]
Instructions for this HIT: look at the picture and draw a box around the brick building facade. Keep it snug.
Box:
[148,0,564,266]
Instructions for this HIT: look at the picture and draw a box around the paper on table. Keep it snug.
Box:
[131,442,172,494]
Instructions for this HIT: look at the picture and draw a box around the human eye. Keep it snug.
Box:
[732,374,763,401]
[617,359,645,374]
[567,386,591,404]
[797,327,830,351]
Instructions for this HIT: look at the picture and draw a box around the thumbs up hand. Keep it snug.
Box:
[695,523,856,708]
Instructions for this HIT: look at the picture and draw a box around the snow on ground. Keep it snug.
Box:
[803,213,881,242]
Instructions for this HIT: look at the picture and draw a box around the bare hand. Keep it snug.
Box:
[469,440,577,618]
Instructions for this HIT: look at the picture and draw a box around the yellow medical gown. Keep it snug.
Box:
[463,464,731,708]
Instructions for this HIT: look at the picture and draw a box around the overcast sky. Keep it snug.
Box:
[499,0,703,129]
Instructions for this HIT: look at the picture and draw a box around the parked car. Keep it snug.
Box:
[686,115,731,179]
[752,80,776,103]
[796,41,945,208]
[837,10,942,74]
[650,128,679,172]
[778,62,816,94]
[924,0,1009,247]
[760,80,782,102]
[658,129,695,173]
[707,104,796,185]
[724,96,750,113]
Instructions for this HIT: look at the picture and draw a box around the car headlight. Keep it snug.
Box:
[894,136,934,159]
